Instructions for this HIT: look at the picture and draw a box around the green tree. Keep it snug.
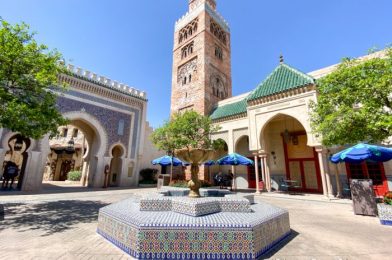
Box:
[310,48,392,146]
[150,119,177,156]
[150,110,222,153]
[0,19,68,139]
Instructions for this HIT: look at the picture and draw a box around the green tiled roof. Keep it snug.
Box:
[247,63,314,102]
[210,99,247,120]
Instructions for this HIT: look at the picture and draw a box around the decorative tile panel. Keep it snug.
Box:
[97,195,291,259]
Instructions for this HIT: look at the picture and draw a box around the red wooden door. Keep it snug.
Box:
[247,157,261,188]
[346,161,388,197]
[283,133,322,193]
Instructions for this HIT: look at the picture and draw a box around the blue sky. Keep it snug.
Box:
[1,0,391,128]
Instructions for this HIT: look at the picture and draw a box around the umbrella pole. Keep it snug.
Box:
[170,156,173,183]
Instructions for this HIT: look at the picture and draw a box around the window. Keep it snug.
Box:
[63,128,68,137]
[181,42,194,60]
[215,46,223,60]
[189,75,192,83]
[210,75,226,99]
[178,18,198,44]
[72,128,78,138]
[210,20,227,45]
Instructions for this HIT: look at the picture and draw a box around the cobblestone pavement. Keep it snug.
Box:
[0,184,391,260]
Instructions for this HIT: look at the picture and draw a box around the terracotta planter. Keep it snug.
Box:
[377,203,392,226]
[175,148,216,197]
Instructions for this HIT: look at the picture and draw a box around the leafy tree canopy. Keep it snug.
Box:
[0,19,68,139]
[310,48,392,146]
[150,110,222,154]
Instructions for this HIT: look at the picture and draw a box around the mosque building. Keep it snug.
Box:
[170,0,391,197]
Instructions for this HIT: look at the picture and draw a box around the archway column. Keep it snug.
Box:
[322,150,334,197]
[315,146,329,197]
[89,155,110,188]
[334,164,343,198]
[0,149,6,175]
[252,152,261,194]
[260,152,271,192]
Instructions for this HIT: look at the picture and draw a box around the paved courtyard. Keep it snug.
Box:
[0,183,391,259]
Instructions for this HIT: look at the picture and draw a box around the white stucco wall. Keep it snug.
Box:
[139,122,165,175]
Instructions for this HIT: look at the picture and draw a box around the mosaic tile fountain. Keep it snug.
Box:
[97,188,290,259]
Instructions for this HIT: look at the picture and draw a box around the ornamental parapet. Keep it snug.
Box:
[64,64,147,101]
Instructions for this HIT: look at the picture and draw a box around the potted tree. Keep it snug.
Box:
[378,191,392,226]
[151,111,222,197]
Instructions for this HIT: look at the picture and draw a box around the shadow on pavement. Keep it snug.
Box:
[0,181,142,196]
[0,200,108,236]
[260,229,299,259]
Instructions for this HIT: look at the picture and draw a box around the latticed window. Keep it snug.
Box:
[210,20,227,45]
[215,46,223,60]
[181,42,194,59]
[210,75,226,99]
[178,18,198,44]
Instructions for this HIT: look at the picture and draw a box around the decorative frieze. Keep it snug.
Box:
[63,64,147,101]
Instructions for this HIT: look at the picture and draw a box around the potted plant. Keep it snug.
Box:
[377,191,392,226]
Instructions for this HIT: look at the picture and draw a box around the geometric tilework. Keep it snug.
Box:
[377,204,392,226]
[97,196,291,259]
[140,196,252,217]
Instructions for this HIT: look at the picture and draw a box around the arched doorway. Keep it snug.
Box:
[41,112,107,189]
[2,134,31,190]
[234,135,255,189]
[109,145,124,187]
[44,125,89,183]
[261,114,322,193]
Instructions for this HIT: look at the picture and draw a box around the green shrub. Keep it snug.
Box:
[139,179,157,185]
[384,192,392,205]
[67,171,82,181]
[139,168,158,182]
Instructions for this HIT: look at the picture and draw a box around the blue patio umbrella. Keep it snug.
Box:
[217,153,254,166]
[204,160,216,166]
[151,155,188,182]
[330,143,392,164]
[151,155,184,166]
[217,153,254,191]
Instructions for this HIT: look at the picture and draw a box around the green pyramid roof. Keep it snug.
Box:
[247,63,315,102]
[210,99,247,120]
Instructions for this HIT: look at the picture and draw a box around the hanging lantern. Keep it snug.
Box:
[283,129,291,144]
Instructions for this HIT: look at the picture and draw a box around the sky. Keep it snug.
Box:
[1,0,391,128]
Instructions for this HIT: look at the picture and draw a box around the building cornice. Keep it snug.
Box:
[58,74,145,110]
[247,84,315,107]
[64,64,147,101]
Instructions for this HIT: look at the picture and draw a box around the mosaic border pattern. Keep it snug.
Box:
[380,220,392,226]
[97,197,291,259]
[377,204,392,226]
[140,196,252,216]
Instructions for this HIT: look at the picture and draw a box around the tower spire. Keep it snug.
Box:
[279,54,284,64]
[189,0,216,11]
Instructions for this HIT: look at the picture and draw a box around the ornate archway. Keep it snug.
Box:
[259,114,323,193]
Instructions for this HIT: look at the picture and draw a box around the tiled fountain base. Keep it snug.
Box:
[97,193,291,260]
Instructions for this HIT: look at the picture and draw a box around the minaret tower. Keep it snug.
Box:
[170,0,232,115]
